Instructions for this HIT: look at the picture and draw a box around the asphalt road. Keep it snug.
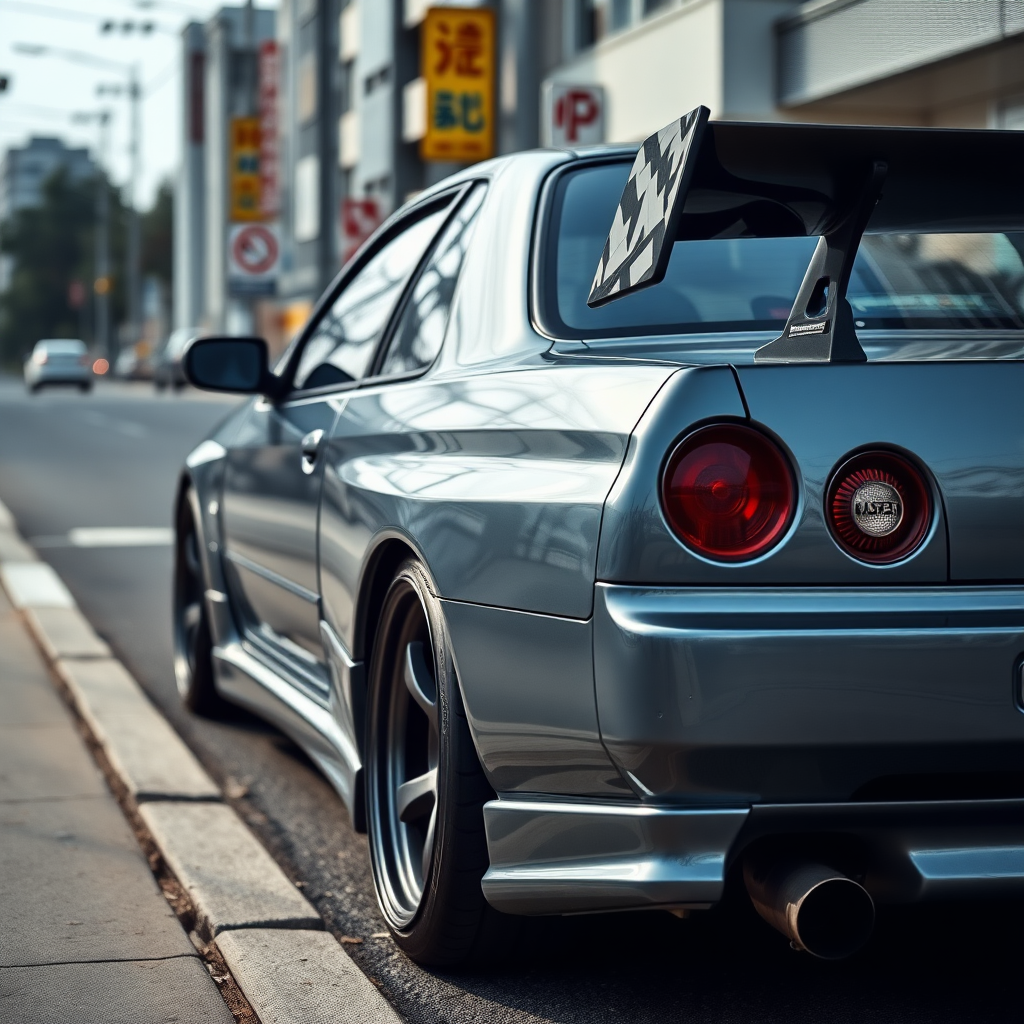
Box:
[1,374,1022,1024]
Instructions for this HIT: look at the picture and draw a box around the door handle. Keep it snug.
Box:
[300,429,325,475]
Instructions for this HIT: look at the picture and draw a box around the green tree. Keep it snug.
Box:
[0,165,174,369]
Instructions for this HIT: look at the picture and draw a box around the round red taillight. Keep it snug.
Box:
[661,424,795,561]
[827,451,930,564]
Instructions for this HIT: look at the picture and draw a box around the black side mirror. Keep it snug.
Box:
[183,336,277,395]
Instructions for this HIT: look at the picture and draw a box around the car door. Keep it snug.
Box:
[219,197,454,698]
[317,183,487,660]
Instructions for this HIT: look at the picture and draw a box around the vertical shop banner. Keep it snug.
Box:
[258,41,281,219]
[421,6,495,162]
[229,116,262,221]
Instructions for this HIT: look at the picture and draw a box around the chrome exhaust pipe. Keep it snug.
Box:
[743,859,875,959]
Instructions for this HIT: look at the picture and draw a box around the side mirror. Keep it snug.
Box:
[183,336,276,395]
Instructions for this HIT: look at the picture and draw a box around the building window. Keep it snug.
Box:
[643,0,673,13]
[607,0,632,32]
[339,59,355,114]
[364,66,391,96]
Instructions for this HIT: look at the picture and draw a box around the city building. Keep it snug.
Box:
[548,0,1024,138]
[175,0,1024,345]
[0,136,96,222]
[175,4,277,337]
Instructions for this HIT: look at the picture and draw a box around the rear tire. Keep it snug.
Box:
[173,490,226,716]
[79,382,92,393]
[365,558,517,966]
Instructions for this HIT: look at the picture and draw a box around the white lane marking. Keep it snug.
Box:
[67,527,174,548]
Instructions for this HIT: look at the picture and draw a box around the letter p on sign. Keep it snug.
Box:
[543,83,605,148]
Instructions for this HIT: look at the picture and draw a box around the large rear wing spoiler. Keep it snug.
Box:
[588,108,1024,363]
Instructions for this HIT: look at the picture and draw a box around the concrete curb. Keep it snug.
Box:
[56,657,222,802]
[217,929,399,1024]
[141,801,322,939]
[0,497,404,1024]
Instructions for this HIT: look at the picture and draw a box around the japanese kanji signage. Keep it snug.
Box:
[229,116,262,222]
[421,6,495,163]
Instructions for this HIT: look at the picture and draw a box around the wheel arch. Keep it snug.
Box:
[351,532,487,778]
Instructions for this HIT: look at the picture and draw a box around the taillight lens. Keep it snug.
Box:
[661,424,795,561]
[827,451,930,564]
[33,351,48,365]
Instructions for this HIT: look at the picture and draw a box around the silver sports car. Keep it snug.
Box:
[175,111,1024,964]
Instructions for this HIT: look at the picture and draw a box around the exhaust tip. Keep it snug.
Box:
[744,860,875,960]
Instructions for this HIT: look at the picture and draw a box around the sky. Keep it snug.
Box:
[0,0,275,210]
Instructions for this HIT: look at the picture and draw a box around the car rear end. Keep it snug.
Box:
[594,360,1024,905]
[25,339,92,391]
[529,129,1024,952]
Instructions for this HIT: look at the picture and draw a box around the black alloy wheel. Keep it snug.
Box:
[366,558,516,966]
[173,490,224,715]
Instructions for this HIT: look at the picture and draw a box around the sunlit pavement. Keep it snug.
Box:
[0,372,1021,1024]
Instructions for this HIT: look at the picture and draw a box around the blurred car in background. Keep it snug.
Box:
[154,328,203,391]
[114,341,155,381]
[24,339,92,393]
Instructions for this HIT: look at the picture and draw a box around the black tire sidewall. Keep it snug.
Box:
[366,557,495,966]
[173,489,222,715]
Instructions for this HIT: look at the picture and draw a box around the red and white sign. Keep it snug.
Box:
[258,40,281,219]
[228,223,280,295]
[542,83,605,148]
[341,197,384,266]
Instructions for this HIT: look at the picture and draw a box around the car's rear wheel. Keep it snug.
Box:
[173,491,225,716]
[366,558,514,965]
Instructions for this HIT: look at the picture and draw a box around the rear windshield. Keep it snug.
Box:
[545,161,1024,339]
[39,340,86,354]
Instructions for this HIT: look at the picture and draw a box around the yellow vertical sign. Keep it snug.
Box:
[230,116,262,222]
[421,7,495,163]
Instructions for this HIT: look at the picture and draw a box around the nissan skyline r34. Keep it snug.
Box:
[173,109,1024,963]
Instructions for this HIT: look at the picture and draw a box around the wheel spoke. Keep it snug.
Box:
[421,803,437,884]
[403,641,437,726]
[396,767,437,824]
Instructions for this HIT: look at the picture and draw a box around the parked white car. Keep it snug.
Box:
[24,339,92,393]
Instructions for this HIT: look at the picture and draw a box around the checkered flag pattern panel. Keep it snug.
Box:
[587,106,709,308]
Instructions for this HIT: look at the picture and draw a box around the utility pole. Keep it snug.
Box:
[95,111,112,358]
[125,66,142,358]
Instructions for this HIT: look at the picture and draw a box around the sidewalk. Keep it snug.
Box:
[0,585,236,1024]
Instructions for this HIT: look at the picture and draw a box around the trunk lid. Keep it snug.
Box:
[735,362,1024,582]
[595,361,1024,585]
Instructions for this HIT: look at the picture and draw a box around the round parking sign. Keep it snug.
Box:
[231,224,279,275]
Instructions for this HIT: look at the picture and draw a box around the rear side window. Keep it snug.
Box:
[544,161,1024,339]
[293,203,450,390]
[379,184,486,376]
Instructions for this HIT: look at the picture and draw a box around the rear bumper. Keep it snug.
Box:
[26,368,90,385]
[594,583,1024,803]
[481,796,1024,914]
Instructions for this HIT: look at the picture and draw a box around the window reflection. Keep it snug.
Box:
[294,206,449,390]
[381,185,487,376]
